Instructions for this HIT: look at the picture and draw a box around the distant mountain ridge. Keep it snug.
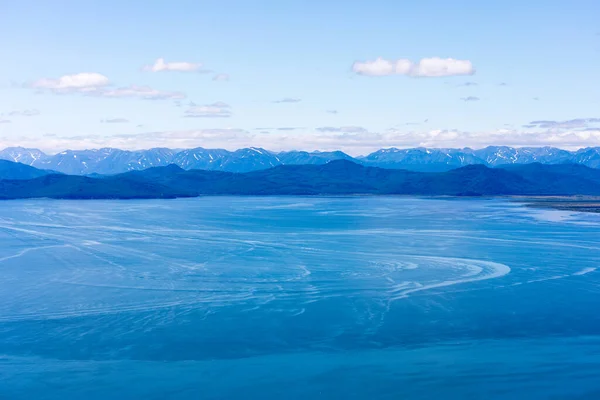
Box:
[2,159,600,199]
[2,145,600,175]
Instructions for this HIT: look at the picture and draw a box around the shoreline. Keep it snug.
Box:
[3,194,600,214]
[509,196,600,214]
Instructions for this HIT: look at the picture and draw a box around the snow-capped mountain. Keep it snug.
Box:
[170,148,231,170]
[361,146,596,171]
[470,146,573,166]
[1,146,600,175]
[360,147,485,171]
[278,150,355,165]
[32,148,177,175]
[0,147,49,166]
[171,147,280,173]
[572,147,600,168]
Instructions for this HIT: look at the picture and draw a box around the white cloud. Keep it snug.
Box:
[101,85,185,100]
[316,126,367,133]
[30,73,184,100]
[273,98,301,103]
[143,58,203,72]
[353,57,475,77]
[7,109,41,117]
[208,101,230,108]
[32,72,109,91]
[101,118,129,123]
[184,102,231,118]
[213,73,230,81]
[527,118,600,129]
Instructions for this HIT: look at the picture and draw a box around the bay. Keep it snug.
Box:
[1,197,599,399]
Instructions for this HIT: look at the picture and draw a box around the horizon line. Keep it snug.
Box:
[2,144,599,157]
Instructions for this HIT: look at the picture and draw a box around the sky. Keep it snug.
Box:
[1,0,599,155]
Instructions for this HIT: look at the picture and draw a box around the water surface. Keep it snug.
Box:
[1,197,599,399]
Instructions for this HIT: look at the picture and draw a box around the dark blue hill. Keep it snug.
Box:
[0,160,56,180]
[0,171,195,200]
[3,160,600,199]
[497,163,600,195]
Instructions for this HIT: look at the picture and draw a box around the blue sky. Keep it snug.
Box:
[1,0,599,154]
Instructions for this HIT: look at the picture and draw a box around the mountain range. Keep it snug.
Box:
[2,159,600,199]
[1,146,600,175]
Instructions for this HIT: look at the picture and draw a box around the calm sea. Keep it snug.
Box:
[1,197,599,399]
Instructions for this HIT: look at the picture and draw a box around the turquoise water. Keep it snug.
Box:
[1,197,599,399]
